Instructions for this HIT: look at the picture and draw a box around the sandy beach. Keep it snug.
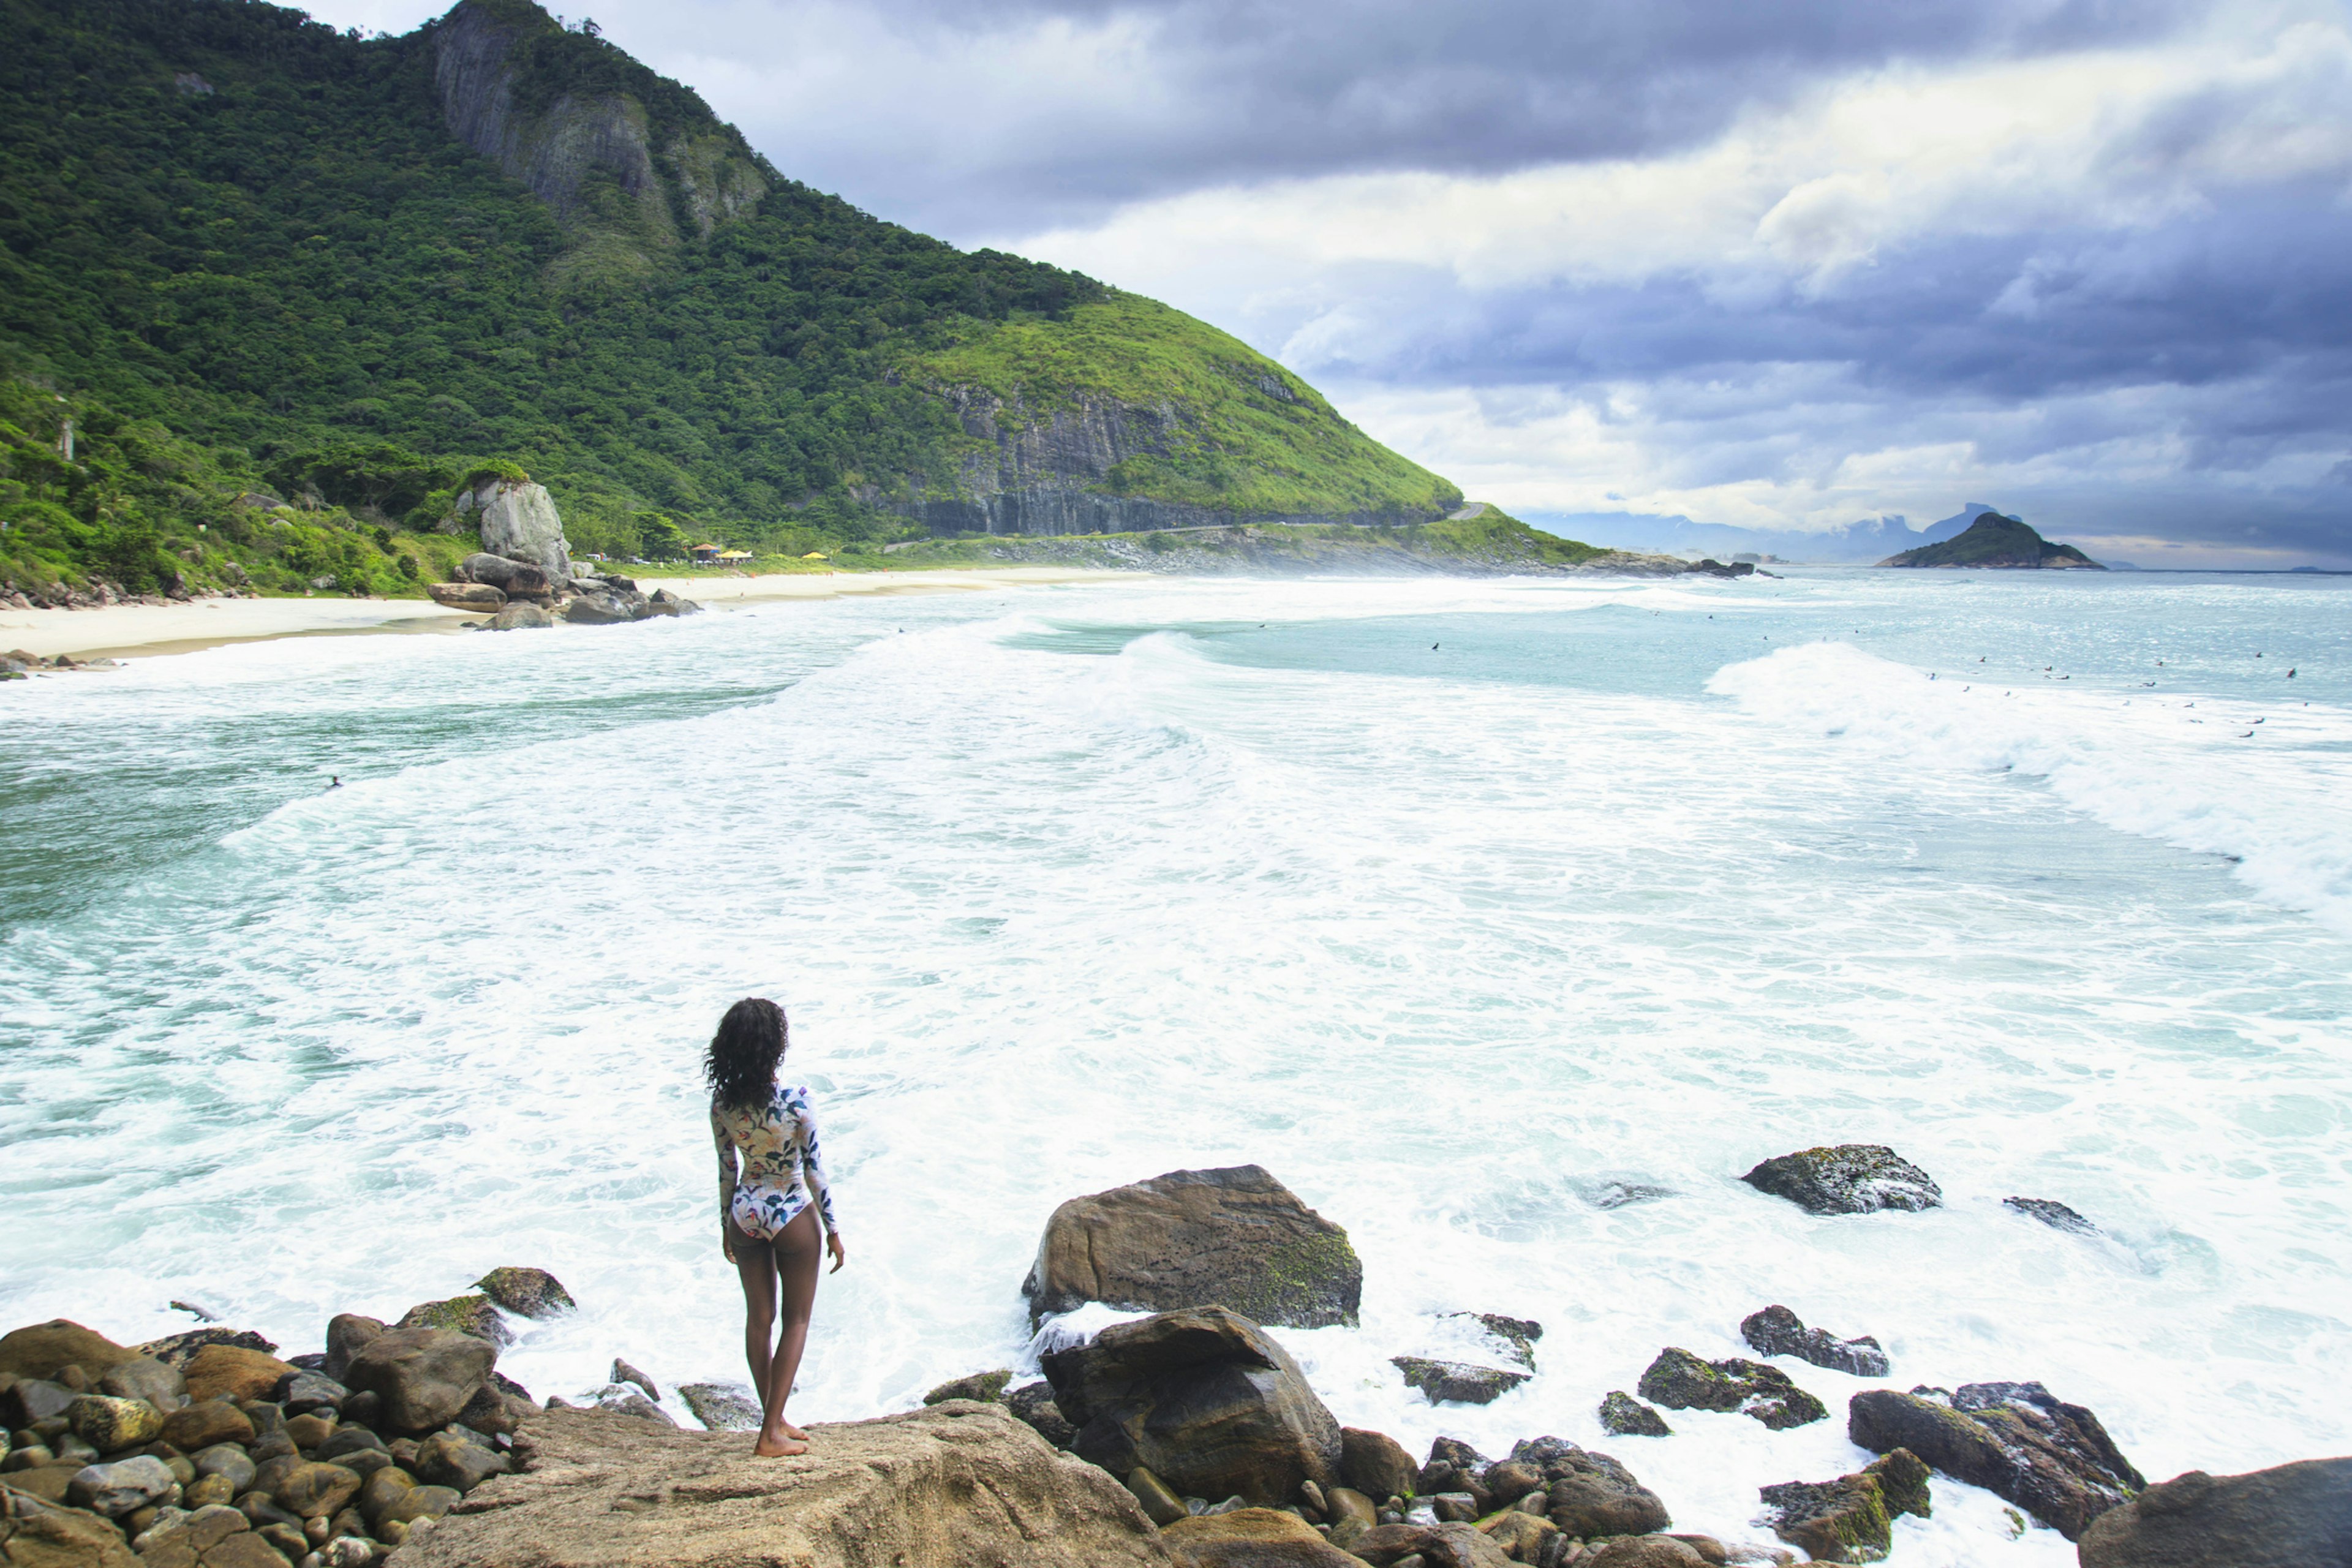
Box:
[0,567,1140,662]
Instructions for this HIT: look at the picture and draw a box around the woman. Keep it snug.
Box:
[707,997,846,1457]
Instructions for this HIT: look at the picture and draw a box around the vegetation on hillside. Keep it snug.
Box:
[883,508,1614,575]
[0,0,1489,600]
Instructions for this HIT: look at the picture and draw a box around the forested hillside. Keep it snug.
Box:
[0,0,1466,599]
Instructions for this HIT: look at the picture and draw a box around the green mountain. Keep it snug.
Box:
[0,0,1508,600]
[1877,513,2103,570]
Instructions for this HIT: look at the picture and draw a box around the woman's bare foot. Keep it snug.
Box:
[753,1431,808,1457]
[780,1420,810,1441]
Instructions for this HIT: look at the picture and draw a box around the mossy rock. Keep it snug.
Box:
[1635,1348,1826,1430]
[1599,1391,1672,1438]
[394,1296,513,1348]
[472,1268,576,1320]
[924,1370,1012,1406]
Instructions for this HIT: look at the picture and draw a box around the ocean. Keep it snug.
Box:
[3,568,2347,1563]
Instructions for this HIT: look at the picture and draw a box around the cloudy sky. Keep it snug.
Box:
[313,0,2352,565]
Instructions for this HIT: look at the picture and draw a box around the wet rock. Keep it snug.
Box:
[1161,1505,1368,1566]
[373,1483,458,1529]
[1637,1349,1827,1430]
[1393,1357,1530,1406]
[0,1321,135,1381]
[563,592,636,625]
[1476,1507,1557,1562]
[588,1387,673,1424]
[184,1347,299,1405]
[1581,1538,1709,1568]
[284,1409,334,1449]
[644,589,703,616]
[1023,1165,1362,1329]
[1760,1449,1931,1564]
[1325,1485,1380,1533]
[67,1393,164,1451]
[1042,1305,1342,1507]
[1847,1383,2142,1539]
[0,1484,140,1567]
[676,1381,761,1433]
[319,1319,383,1385]
[190,1446,257,1492]
[484,602,552,630]
[181,1472,236,1509]
[1739,1145,1942,1215]
[277,1374,346,1417]
[165,1402,256,1452]
[1599,1392,1673,1437]
[1125,1464,1188,1525]
[1346,1520,1513,1567]
[472,1268,575,1319]
[1502,1438,1670,1539]
[427,582,505,613]
[1005,1380,1077,1449]
[2004,1197,2098,1236]
[922,1370,1011,1405]
[393,1297,511,1349]
[2076,1456,2352,1567]
[390,1402,1169,1568]
[608,1360,660,1402]
[355,1468,415,1531]
[5,1465,81,1504]
[1739,1306,1890,1378]
[409,1432,509,1493]
[135,1330,279,1370]
[1482,1463,1544,1506]
[1442,1314,1543,1371]
[99,1356,187,1409]
[341,1330,496,1436]
[3,1378,77,1428]
[274,1463,361,1520]
[1342,1428,1419,1502]
[69,1453,176,1517]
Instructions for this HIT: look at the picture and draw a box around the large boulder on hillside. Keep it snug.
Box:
[343,1329,496,1435]
[1740,1145,1942,1215]
[394,1401,1172,1568]
[0,1321,135,1381]
[2076,1457,2352,1567]
[1042,1305,1343,1507]
[459,480,573,583]
[1849,1382,2142,1540]
[1023,1166,1362,1329]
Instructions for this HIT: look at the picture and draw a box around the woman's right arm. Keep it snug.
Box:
[710,1106,738,1260]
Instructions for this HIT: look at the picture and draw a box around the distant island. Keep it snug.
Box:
[1877,513,2104,570]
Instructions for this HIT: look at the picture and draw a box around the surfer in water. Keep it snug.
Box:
[706,997,845,1456]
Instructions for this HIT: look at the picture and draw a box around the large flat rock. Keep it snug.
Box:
[399,1401,1174,1568]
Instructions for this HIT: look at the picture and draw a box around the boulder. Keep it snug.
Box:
[1023,1166,1362,1329]
[1341,1428,1418,1502]
[162,1401,255,1452]
[472,1268,575,1319]
[1442,1313,1542,1370]
[1739,1145,1942,1215]
[677,1382,761,1433]
[410,1432,510,1494]
[427,582,505,613]
[1599,1391,1672,1437]
[182,1346,298,1404]
[393,1401,1172,1568]
[2004,1197,2098,1236]
[644,589,703,616]
[1006,1380,1076,1448]
[66,1394,163,1451]
[134,1330,277,1370]
[321,1316,384,1384]
[67,1454,175,1517]
[0,1485,140,1568]
[1392,1357,1529,1405]
[1759,1449,1930,1563]
[1476,1508,1557,1562]
[1160,1507,1364,1567]
[611,1359,659,1401]
[1501,1438,1670,1539]
[1581,1539,1708,1568]
[3,1378,77,1428]
[588,1387,673,1424]
[0,1321,135,1381]
[273,1461,361,1519]
[923,1370,1012,1405]
[1739,1305,1890,1378]
[467,480,573,582]
[1847,1383,2141,1540]
[277,1371,346,1415]
[97,1357,186,1409]
[1126,1466,1188,1525]
[2076,1457,2352,1567]
[394,1296,511,1348]
[486,602,552,630]
[1636,1349,1827,1429]
[456,554,551,597]
[1042,1305,1342,1507]
[1345,1521,1513,1567]
[342,1329,496,1436]
[563,592,636,625]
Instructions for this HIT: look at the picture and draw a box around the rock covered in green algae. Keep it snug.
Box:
[1637,1348,1828,1430]
[1599,1391,1673,1437]
[471,1267,575,1320]
[1740,1145,1942,1215]
[1391,1357,1530,1406]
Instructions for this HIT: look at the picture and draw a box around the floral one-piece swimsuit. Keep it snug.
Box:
[711,1082,839,1242]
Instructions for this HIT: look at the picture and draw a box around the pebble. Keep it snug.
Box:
[69,1452,178,1517]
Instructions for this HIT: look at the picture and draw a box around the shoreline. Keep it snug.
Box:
[0,567,1142,662]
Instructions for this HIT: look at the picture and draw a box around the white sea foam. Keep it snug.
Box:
[3,573,2348,1568]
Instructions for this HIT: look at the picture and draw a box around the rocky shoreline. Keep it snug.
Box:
[6,1150,2344,1568]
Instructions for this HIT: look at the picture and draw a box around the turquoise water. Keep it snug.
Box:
[3,568,2347,1563]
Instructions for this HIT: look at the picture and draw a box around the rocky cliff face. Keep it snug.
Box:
[892,386,1445,537]
[428,1,768,280]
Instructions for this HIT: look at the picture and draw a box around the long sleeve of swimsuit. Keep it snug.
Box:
[711,1102,739,1226]
[794,1091,839,1235]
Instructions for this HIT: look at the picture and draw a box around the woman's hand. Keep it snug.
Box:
[827,1232,847,1273]
[722,1224,737,1265]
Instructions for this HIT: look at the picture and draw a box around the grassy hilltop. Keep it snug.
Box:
[0,0,1568,601]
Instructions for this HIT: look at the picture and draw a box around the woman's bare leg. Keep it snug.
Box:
[760,1206,823,1450]
[731,1221,804,1456]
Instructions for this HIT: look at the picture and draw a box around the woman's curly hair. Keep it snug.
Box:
[706,997,787,1109]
